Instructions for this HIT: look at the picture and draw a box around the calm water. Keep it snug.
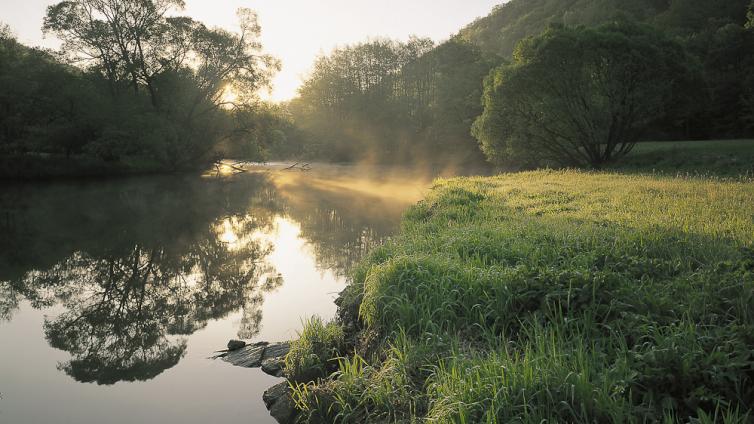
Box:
[0,164,443,424]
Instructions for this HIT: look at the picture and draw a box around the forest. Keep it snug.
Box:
[282,0,754,167]
[1,0,753,177]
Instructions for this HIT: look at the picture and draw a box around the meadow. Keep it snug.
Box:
[284,141,754,423]
[612,140,754,178]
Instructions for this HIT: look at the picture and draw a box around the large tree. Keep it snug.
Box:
[42,1,279,168]
[473,21,698,169]
[44,1,277,110]
[43,0,187,104]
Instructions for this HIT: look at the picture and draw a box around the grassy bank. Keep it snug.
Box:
[611,139,754,178]
[286,169,754,423]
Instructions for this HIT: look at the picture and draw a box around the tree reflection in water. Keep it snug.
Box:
[0,165,427,385]
[0,175,283,384]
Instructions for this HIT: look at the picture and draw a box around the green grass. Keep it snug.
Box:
[286,316,346,383]
[612,139,754,178]
[287,169,754,423]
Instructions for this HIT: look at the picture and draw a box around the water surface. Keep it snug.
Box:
[0,164,443,423]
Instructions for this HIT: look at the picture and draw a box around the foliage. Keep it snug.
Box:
[1,2,279,179]
[288,37,494,165]
[472,22,699,168]
[460,0,753,142]
[292,169,754,422]
[286,0,752,167]
[222,101,294,160]
[285,316,345,383]
[458,0,750,59]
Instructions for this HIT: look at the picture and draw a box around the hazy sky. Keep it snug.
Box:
[0,0,501,101]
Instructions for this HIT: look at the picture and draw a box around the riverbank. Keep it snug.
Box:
[0,154,173,181]
[278,169,754,423]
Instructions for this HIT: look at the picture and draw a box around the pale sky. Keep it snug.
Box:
[0,0,501,101]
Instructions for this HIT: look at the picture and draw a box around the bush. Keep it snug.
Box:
[285,317,345,383]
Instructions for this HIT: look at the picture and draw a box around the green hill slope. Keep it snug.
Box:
[458,0,750,58]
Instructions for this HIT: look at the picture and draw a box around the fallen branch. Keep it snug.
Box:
[283,162,300,170]
[213,161,247,174]
[226,163,248,173]
[284,162,312,172]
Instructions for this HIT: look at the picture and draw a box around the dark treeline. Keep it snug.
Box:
[0,1,286,179]
[283,0,754,168]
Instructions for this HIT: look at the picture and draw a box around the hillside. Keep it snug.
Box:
[458,0,751,58]
[287,0,753,165]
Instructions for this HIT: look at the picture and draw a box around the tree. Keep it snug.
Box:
[0,22,11,39]
[145,9,280,166]
[42,1,280,169]
[291,37,435,161]
[44,0,186,104]
[744,2,754,130]
[289,36,493,165]
[473,21,698,169]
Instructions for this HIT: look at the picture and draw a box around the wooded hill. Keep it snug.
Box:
[286,0,754,165]
[459,0,750,58]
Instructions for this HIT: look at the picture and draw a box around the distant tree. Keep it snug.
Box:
[473,21,698,168]
[290,36,493,165]
[292,37,435,161]
[0,22,11,40]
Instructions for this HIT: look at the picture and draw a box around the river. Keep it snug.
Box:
[0,163,469,423]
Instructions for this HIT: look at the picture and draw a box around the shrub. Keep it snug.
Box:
[285,317,345,383]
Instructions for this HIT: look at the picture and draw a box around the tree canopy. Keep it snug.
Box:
[473,22,698,168]
[280,0,752,169]
[1,2,280,179]
[286,37,494,166]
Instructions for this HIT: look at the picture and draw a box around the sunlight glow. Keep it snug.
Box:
[220,85,238,108]
[218,219,239,245]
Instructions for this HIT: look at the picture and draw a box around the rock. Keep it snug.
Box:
[213,340,297,423]
[263,382,296,424]
[261,358,284,377]
[217,340,289,370]
[221,342,267,367]
[269,394,296,424]
[227,339,247,351]
[262,382,289,408]
[262,341,291,361]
